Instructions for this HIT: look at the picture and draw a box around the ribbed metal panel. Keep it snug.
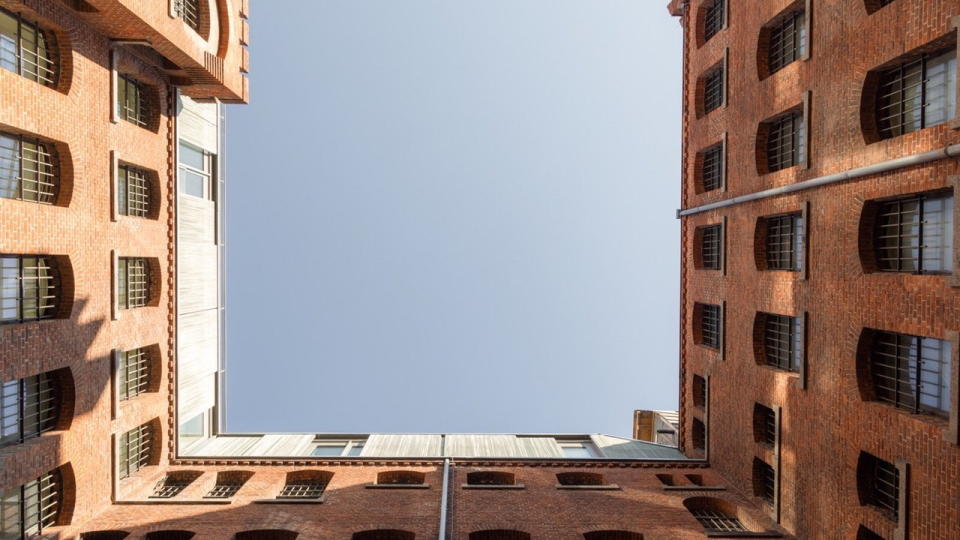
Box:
[591,435,685,460]
[364,434,442,457]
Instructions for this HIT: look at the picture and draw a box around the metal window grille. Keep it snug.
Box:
[876,194,953,273]
[119,423,152,479]
[119,166,150,217]
[699,304,721,349]
[1,470,62,538]
[878,50,956,139]
[691,509,746,533]
[868,457,900,519]
[693,375,707,408]
[119,258,149,309]
[871,331,951,415]
[278,482,326,499]
[703,67,724,114]
[763,313,800,372]
[766,213,802,270]
[0,8,58,86]
[0,255,59,324]
[0,132,58,204]
[700,225,722,270]
[754,459,775,504]
[173,0,201,32]
[756,405,776,446]
[0,373,58,448]
[700,144,723,192]
[766,112,803,172]
[117,75,149,128]
[151,475,191,499]
[768,10,805,74]
[692,419,706,450]
[703,0,725,42]
[119,348,150,400]
[206,482,242,498]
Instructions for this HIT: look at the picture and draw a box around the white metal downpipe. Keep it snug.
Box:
[438,458,451,540]
[677,143,960,217]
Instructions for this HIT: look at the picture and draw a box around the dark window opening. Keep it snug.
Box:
[760,312,802,372]
[703,0,725,42]
[118,165,150,218]
[753,404,777,447]
[466,471,516,486]
[0,469,62,537]
[692,418,706,451]
[857,452,900,520]
[556,472,606,486]
[692,375,707,408]
[702,66,724,114]
[764,111,804,172]
[699,143,724,193]
[753,458,775,504]
[698,225,722,270]
[768,10,806,74]
[119,422,152,479]
[874,193,953,274]
[870,330,951,415]
[765,213,803,271]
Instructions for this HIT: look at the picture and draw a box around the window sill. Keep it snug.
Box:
[663,485,726,491]
[365,484,431,490]
[253,497,324,504]
[555,484,621,491]
[462,484,526,490]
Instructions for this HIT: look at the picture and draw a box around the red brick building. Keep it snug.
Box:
[671,0,960,538]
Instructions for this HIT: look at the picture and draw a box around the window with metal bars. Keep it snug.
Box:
[761,313,802,372]
[702,65,724,114]
[278,482,326,499]
[466,471,516,486]
[767,10,806,74]
[858,452,900,520]
[764,110,804,172]
[874,193,953,274]
[173,0,201,32]
[692,375,707,408]
[118,257,149,310]
[0,7,58,86]
[118,347,150,400]
[206,483,241,499]
[692,418,706,450]
[150,475,193,499]
[697,303,721,349]
[0,131,58,204]
[119,422,152,479]
[699,143,723,192]
[876,50,956,140]
[118,165,150,217]
[764,213,804,271]
[0,372,58,448]
[753,404,776,446]
[0,255,59,324]
[117,75,150,128]
[869,330,951,416]
[376,471,425,485]
[698,225,722,270]
[702,0,725,42]
[0,469,61,538]
[690,508,747,533]
[753,458,775,504]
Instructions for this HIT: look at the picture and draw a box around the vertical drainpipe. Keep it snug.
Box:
[438,433,450,540]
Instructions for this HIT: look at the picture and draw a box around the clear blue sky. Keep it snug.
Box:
[226,1,681,438]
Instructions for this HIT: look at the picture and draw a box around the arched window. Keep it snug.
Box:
[556,472,606,486]
[469,531,530,540]
[583,532,643,540]
[0,368,71,447]
[694,141,724,194]
[352,531,415,540]
[697,61,725,117]
[151,471,201,498]
[118,164,156,218]
[752,312,802,372]
[208,470,253,498]
[278,470,333,499]
[0,131,59,204]
[756,107,805,173]
[118,257,152,309]
[119,421,156,479]
[758,4,807,79]
[698,0,726,45]
[235,531,298,540]
[145,532,195,540]
[683,497,748,533]
[466,471,516,486]
[0,468,63,537]
[0,7,58,86]
[859,190,953,274]
[693,302,721,350]
[694,225,722,270]
[857,329,952,416]
[376,470,425,485]
[0,254,68,323]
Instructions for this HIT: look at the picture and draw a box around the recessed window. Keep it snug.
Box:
[119,422,152,479]
[763,110,805,172]
[118,165,151,218]
[856,525,887,540]
[701,65,724,115]
[278,471,332,499]
[117,74,150,128]
[698,142,724,193]
[173,0,201,32]
[311,439,365,457]
[868,330,951,415]
[690,507,746,533]
[1,255,60,323]
[866,0,896,13]
[655,473,675,486]
[753,404,776,446]
[178,142,214,200]
[0,371,59,447]
[762,213,804,271]
[694,303,721,350]
[0,469,62,537]
[696,225,722,270]
[206,471,252,499]
[557,439,599,458]
[151,471,200,499]
[466,471,516,486]
[876,50,956,140]
[692,374,707,408]
[692,418,706,450]
[757,312,802,372]
[702,0,725,43]
[767,9,806,74]
[118,257,149,310]
[376,471,425,486]
[0,131,58,204]
[857,452,900,520]
[0,7,58,86]
[556,472,606,486]
[874,193,953,274]
[752,458,775,504]
[118,347,150,400]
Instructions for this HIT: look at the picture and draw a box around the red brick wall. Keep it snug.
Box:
[677,1,960,538]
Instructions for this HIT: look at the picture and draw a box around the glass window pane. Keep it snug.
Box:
[0,484,22,540]
[179,168,205,198]
[311,444,346,457]
[179,412,205,437]
[924,50,956,127]
[179,142,206,171]
[0,11,17,74]
[0,133,18,200]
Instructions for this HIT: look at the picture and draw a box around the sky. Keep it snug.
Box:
[226,1,682,438]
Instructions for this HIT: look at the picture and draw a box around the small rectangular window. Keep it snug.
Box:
[754,404,776,446]
[865,455,900,519]
[692,375,707,408]
[119,422,152,479]
[766,111,805,172]
[753,458,775,504]
[878,50,957,139]
[118,165,150,217]
[699,225,722,270]
[703,0,725,42]
[0,8,57,86]
[765,213,803,271]
[698,303,721,349]
[768,10,806,74]
[118,257,149,310]
[703,66,724,114]
[875,193,953,273]
[0,132,57,204]
[558,440,600,458]
[871,331,952,415]
[700,143,724,192]
[763,313,802,372]
[119,347,150,400]
[692,419,706,450]
[0,255,59,323]
[310,439,365,457]
[117,75,149,127]
[178,142,214,200]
